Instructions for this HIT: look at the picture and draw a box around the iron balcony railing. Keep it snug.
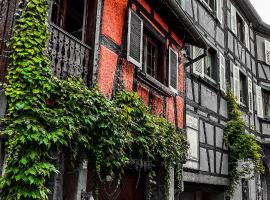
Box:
[47,23,91,82]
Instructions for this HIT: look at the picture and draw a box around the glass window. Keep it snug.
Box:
[237,13,245,43]
[143,32,166,84]
[263,91,270,119]
[204,49,217,81]
[239,72,247,105]
[51,0,85,40]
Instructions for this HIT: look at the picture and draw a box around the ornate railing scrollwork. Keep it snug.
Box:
[47,23,90,82]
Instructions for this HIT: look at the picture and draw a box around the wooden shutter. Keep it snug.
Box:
[127,9,143,69]
[256,85,264,118]
[169,47,179,92]
[216,0,223,24]
[248,77,253,113]
[265,40,270,65]
[233,64,240,103]
[245,22,250,50]
[231,4,237,35]
[219,53,226,93]
[192,46,204,77]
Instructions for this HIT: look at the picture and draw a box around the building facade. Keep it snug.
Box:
[180,0,270,199]
[1,0,270,199]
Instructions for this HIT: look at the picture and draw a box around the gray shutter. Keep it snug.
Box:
[265,40,270,65]
[219,53,226,93]
[256,85,263,118]
[216,0,223,24]
[245,22,250,50]
[127,9,143,69]
[233,64,240,103]
[231,4,237,35]
[169,47,178,92]
[248,77,253,113]
[192,46,204,77]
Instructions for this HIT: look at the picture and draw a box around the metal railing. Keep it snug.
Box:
[47,23,91,82]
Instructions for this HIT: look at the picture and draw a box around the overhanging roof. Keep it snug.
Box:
[147,0,208,49]
[234,0,270,36]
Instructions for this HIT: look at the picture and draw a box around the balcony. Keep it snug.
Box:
[47,23,91,83]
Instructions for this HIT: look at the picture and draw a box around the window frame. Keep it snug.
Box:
[202,0,216,11]
[204,49,218,82]
[262,90,270,120]
[239,72,248,106]
[236,13,245,43]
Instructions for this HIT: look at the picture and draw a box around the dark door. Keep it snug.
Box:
[99,171,146,200]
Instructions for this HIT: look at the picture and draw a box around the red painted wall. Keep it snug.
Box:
[97,0,185,130]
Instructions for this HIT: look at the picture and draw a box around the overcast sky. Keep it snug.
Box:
[249,0,270,25]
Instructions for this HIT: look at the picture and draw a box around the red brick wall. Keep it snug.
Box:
[97,0,185,129]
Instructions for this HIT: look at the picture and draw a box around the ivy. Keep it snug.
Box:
[224,90,264,200]
[0,0,188,199]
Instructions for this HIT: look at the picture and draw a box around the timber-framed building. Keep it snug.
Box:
[1,0,270,199]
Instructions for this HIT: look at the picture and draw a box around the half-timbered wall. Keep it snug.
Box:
[92,0,186,198]
[179,0,270,199]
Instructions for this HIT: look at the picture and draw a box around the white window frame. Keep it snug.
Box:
[248,77,253,113]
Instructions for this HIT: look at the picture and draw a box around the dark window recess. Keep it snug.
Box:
[236,13,245,43]
[51,0,85,40]
[204,49,217,81]
[241,179,249,200]
[263,90,270,119]
[143,31,166,84]
[203,0,215,10]
[239,72,247,105]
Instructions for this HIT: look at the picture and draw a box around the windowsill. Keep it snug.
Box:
[239,102,247,109]
[204,75,217,84]
[137,71,176,96]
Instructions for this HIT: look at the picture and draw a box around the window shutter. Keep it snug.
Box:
[233,64,240,103]
[192,46,204,77]
[245,22,250,50]
[248,77,253,113]
[219,53,226,93]
[265,40,270,65]
[169,47,179,92]
[127,9,143,69]
[231,4,237,35]
[216,0,223,24]
[256,85,264,118]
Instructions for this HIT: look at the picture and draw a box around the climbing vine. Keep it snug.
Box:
[224,90,264,200]
[0,0,188,199]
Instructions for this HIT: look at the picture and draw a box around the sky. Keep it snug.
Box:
[249,0,270,25]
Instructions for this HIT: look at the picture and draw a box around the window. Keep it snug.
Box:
[236,13,245,43]
[51,0,86,40]
[127,9,179,92]
[205,49,217,81]
[263,90,270,119]
[192,47,218,82]
[239,72,247,105]
[143,30,166,84]
[202,0,215,10]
